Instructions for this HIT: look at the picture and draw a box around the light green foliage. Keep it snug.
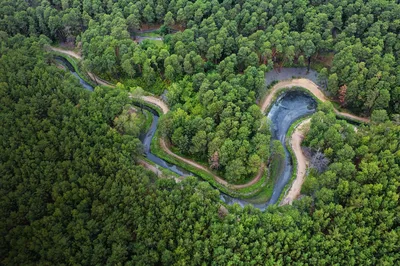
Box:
[1,1,400,265]
[161,72,271,183]
[113,107,147,137]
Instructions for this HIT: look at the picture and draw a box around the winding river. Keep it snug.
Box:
[56,57,191,177]
[140,107,191,176]
[55,57,93,91]
[220,91,316,210]
[57,57,318,210]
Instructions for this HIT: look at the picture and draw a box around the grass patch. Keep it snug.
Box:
[142,110,153,133]
[122,77,167,96]
[141,157,181,180]
[245,158,278,204]
[147,39,164,47]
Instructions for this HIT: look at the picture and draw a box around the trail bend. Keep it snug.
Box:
[260,78,369,123]
[51,46,370,204]
[49,46,115,87]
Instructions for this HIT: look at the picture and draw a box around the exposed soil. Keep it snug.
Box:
[50,46,370,199]
[159,138,266,189]
[49,47,115,88]
[138,159,181,183]
[50,46,81,59]
[260,78,370,123]
[141,96,170,114]
[280,118,311,206]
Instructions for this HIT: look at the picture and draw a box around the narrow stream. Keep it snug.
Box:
[139,106,191,176]
[56,57,190,177]
[57,56,317,210]
[55,56,93,91]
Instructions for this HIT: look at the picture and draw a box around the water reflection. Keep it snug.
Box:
[55,56,94,91]
[220,91,316,210]
[59,59,318,210]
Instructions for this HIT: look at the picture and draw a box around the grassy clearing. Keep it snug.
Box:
[147,39,164,47]
[122,77,167,96]
[141,157,181,179]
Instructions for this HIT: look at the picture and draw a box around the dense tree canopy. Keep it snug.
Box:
[1,0,400,265]
[1,0,399,114]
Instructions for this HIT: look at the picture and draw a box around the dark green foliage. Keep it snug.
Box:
[1,1,400,265]
[160,70,270,183]
[0,37,148,264]
[1,0,399,114]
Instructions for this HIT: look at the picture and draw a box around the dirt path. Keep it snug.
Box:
[50,46,368,197]
[280,118,311,206]
[50,46,82,60]
[87,73,116,87]
[138,159,163,176]
[139,96,265,189]
[160,138,265,189]
[49,46,115,88]
[142,96,170,114]
[138,159,181,182]
[260,78,369,123]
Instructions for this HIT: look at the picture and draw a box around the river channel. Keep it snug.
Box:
[57,57,317,210]
[220,91,316,210]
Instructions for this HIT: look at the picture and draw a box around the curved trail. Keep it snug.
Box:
[50,47,82,59]
[160,138,265,189]
[139,95,266,190]
[49,47,115,88]
[52,46,370,204]
[260,78,369,123]
[51,45,369,125]
[142,96,170,114]
[280,118,311,206]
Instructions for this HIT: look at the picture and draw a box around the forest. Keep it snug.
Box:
[1,0,399,265]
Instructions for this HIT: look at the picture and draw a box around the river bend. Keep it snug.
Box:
[57,57,317,210]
